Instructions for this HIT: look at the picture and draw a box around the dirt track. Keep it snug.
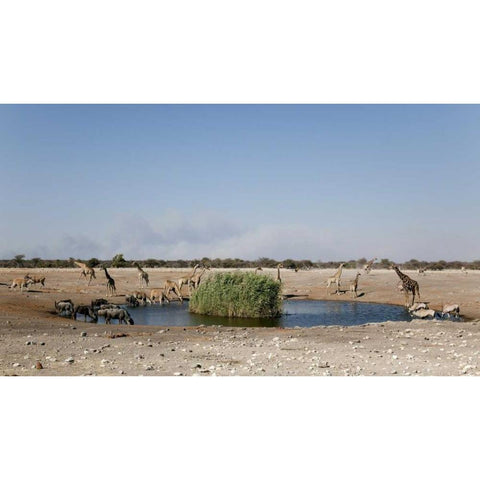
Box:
[1,267,479,376]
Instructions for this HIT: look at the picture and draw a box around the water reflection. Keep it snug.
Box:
[94,300,413,327]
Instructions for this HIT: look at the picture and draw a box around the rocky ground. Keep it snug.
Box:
[1,267,479,376]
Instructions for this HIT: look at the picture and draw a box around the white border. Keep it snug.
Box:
[2,1,480,479]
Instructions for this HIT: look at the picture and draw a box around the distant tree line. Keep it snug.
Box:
[2,254,480,271]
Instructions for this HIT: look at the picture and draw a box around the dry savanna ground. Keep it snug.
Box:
[1,267,479,376]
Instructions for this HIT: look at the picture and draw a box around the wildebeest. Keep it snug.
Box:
[104,308,134,325]
[91,298,110,310]
[72,305,98,322]
[125,295,140,307]
[55,299,74,316]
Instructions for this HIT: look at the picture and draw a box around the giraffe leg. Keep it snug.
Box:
[404,291,409,307]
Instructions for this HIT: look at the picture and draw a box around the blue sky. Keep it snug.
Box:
[1,104,479,261]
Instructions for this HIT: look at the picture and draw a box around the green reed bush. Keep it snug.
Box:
[189,272,282,318]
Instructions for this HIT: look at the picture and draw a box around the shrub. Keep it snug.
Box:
[189,271,283,318]
[111,253,127,268]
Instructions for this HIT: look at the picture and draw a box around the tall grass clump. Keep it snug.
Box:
[189,272,283,318]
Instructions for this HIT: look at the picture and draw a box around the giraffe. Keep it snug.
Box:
[163,280,183,302]
[101,266,116,297]
[326,263,345,295]
[254,267,263,274]
[178,264,200,294]
[363,257,377,274]
[349,272,361,298]
[390,264,420,307]
[133,262,149,288]
[150,288,170,304]
[276,263,284,283]
[74,261,96,285]
[190,266,210,290]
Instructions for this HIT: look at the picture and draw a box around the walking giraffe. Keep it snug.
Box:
[363,257,377,274]
[326,263,345,295]
[276,263,284,283]
[74,261,96,285]
[349,272,361,298]
[178,264,200,294]
[133,262,149,288]
[390,264,420,307]
[101,266,116,297]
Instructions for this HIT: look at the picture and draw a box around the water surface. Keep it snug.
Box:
[95,299,413,327]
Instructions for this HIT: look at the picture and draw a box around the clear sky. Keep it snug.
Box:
[1,104,479,261]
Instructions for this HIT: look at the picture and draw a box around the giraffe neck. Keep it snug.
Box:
[394,266,409,283]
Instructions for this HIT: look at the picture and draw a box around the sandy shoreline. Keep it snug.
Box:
[1,267,479,376]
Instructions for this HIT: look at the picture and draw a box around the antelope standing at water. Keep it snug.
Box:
[390,264,420,307]
[101,266,116,297]
[442,304,460,318]
[74,261,96,285]
[326,263,344,295]
[133,262,149,288]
